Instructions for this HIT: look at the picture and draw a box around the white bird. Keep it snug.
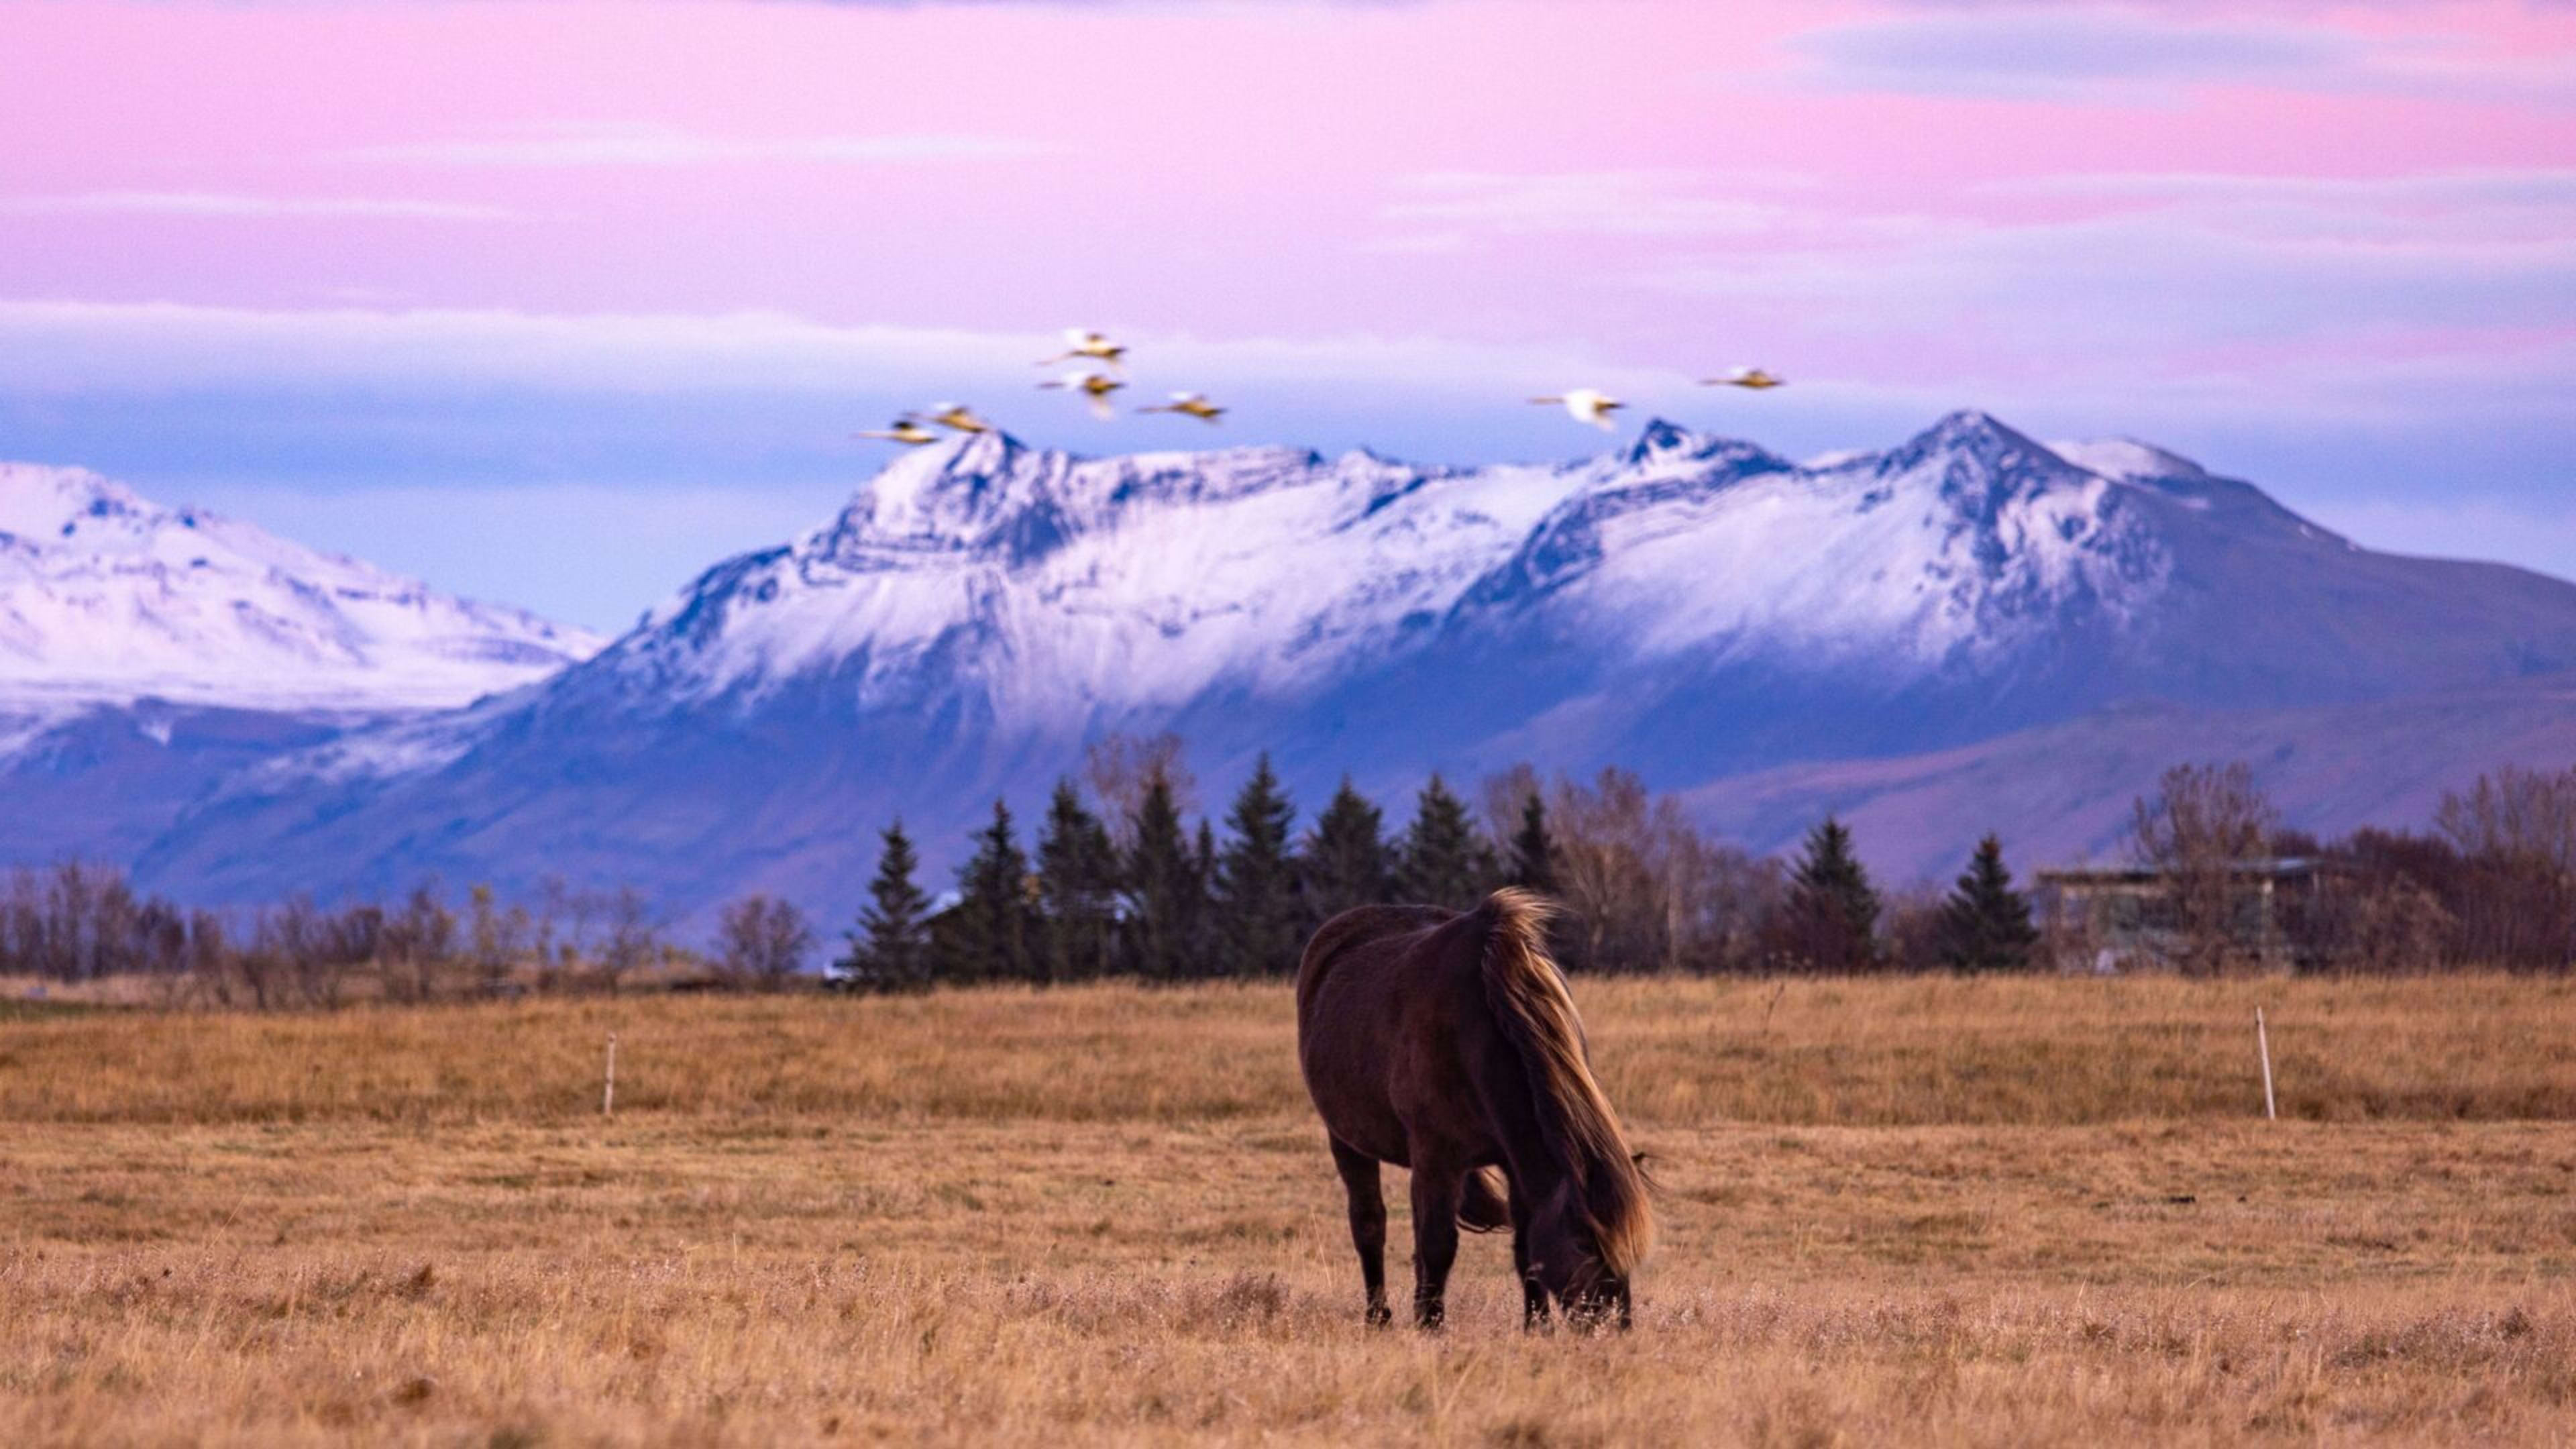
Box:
[910,403,994,435]
[853,419,941,445]
[1139,391,1226,423]
[1040,370,1127,422]
[1703,366,1786,390]
[1038,328,1127,369]
[1529,388,1625,431]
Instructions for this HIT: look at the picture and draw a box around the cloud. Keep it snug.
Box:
[1647,209,2576,364]
[0,297,1684,411]
[1380,172,1796,239]
[1982,166,2576,244]
[0,192,506,220]
[1777,9,2576,106]
[1992,168,2576,208]
[339,122,1050,168]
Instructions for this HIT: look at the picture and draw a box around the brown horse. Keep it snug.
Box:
[1296,888,1653,1330]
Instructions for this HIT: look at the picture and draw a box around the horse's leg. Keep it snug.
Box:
[1408,1158,1463,1331]
[1509,1186,1550,1331]
[1328,1137,1392,1328]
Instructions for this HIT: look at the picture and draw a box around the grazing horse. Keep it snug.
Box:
[1296,888,1653,1330]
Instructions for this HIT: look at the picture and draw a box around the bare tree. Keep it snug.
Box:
[714,894,816,990]
[1480,765,1775,974]
[2434,767,2576,968]
[2129,761,2280,975]
[466,884,533,998]
[597,885,661,994]
[381,882,458,1004]
[1083,732,1197,849]
[2436,765,2576,870]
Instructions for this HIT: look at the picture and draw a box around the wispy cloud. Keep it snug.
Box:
[0,298,1671,401]
[1982,166,2576,245]
[0,191,506,220]
[1649,211,2576,371]
[340,122,1050,168]
[1778,9,2576,106]
[1377,172,1794,248]
[1992,168,2576,208]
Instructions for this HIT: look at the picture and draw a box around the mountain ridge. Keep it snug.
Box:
[103,409,2576,925]
[0,460,604,714]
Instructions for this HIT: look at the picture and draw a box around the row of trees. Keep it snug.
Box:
[824,736,2046,989]
[0,869,669,1007]
[17,747,2576,1003]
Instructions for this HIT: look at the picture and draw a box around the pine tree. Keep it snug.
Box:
[1396,773,1491,910]
[1507,792,1558,896]
[1035,779,1120,984]
[943,800,1034,983]
[1773,815,1882,971]
[841,820,932,991]
[1124,771,1201,981]
[1933,834,2040,972]
[1216,754,1301,977]
[1303,777,1391,927]
[1191,821,1219,975]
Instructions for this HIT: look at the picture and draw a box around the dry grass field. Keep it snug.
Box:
[4,975,2574,1445]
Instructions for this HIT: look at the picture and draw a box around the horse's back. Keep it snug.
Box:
[1295,903,1485,1165]
[1296,905,1455,1008]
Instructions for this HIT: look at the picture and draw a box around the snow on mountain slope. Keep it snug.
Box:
[0,462,603,712]
[547,411,2203,738]
[1460,413,2169,667]
[585,432,1572,721]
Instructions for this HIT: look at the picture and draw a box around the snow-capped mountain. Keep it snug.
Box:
[123,410,2576,921]
[0,462,601,714]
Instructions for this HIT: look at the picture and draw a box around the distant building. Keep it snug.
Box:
[2033,859,2324,973]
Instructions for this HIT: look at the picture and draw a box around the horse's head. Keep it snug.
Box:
[1527,1177,1635,1330]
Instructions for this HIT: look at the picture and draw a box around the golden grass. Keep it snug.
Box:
[3,975,2574,1444]
[1,973,2570,1126]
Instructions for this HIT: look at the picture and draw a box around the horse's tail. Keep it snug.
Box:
[1458,1166,1510,1234]
[1472,888,1654,1277]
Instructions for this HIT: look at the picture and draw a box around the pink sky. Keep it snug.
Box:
[1,0,2572,626]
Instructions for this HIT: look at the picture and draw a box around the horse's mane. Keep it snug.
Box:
[1472,888,1655,1277]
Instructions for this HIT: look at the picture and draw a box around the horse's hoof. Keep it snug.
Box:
[1364,1305,1393,1329]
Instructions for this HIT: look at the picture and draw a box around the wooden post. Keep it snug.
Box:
[2255,1008,2276,1122]
[603,1032,618,1118]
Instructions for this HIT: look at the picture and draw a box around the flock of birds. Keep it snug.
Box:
[855,329,1784,445]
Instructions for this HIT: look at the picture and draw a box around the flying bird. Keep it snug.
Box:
[1041,370,1128,421]
[1703,367,1786,390]
[911,403,994,434]
[1139,391,1226,423]
[853,419,941,445]
[1038,328,1128,369]
[1529,388,1625,431]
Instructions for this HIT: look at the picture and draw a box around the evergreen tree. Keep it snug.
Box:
[1933,834,2040,972]
[1124,771,1202,981]
[841,820,932,991]
[1036,779,1120,983]
[1772,815,1882,971]
[1216,754,1301,977]
[1396,773,1491,910]
[1506,792,1558,896]
[1191,820,1220,975]
[943,800,1034,983]
[1303,777,1392,927]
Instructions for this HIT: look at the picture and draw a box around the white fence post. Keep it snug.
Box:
[604,1032,618,1118]
[2255,1008,2276,1122]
